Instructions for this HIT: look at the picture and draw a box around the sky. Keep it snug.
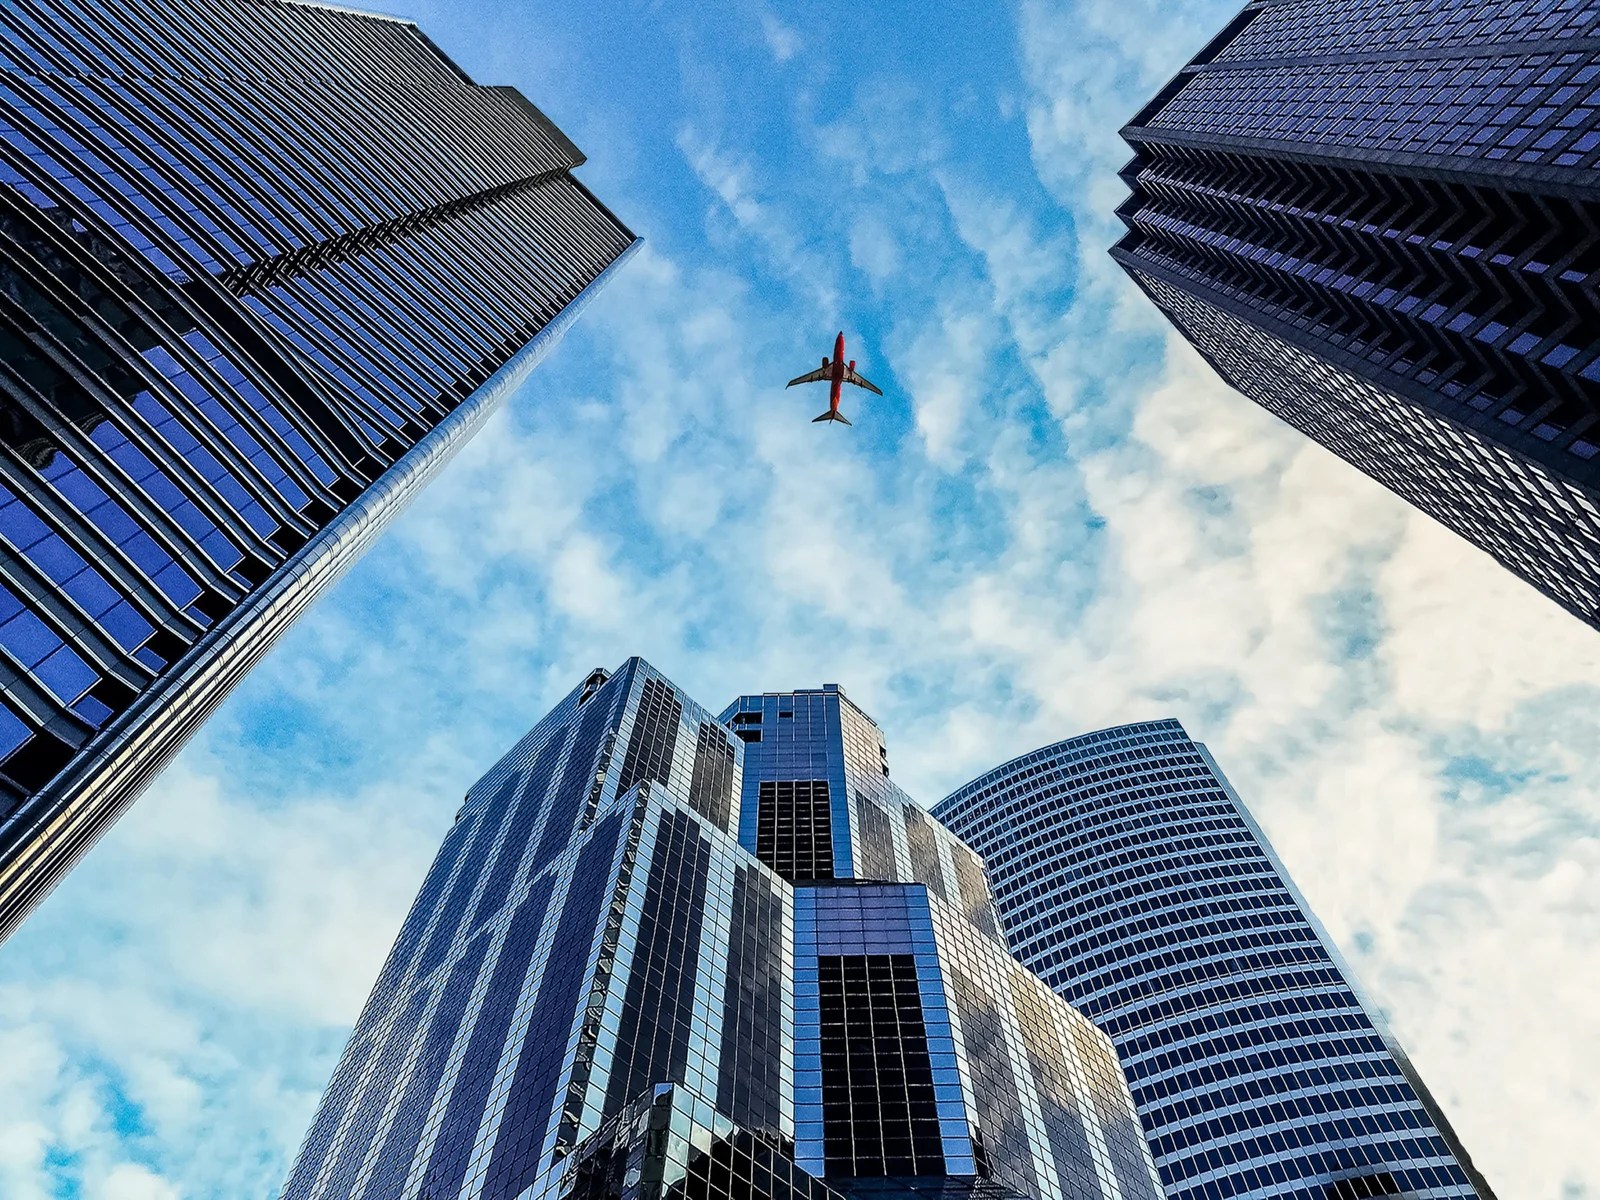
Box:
[1,0,1598,1197]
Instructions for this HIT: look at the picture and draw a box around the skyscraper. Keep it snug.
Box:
[281,660,1163,1200]
[1112,0,1600,629]
[933,720,1496,1200]
[0,0,635,938]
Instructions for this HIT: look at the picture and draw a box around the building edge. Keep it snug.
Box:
[1192,743,1500,1200]
[0,238,641,944]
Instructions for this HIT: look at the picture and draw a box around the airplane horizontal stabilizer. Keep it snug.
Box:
[812,410,852,425]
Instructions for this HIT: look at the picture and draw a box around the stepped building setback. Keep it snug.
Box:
[0,0,635,938]
[1113,0,1600,629]
[934,720,1495,1200]
[281,661,1162,1200]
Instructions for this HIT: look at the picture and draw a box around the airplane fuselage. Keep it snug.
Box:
[829,332,847,413]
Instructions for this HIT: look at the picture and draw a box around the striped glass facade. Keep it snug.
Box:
[0,0,636,938]
[283,662,1161,1200]
[1113,0,1600,629]
[933,721,1496,1200]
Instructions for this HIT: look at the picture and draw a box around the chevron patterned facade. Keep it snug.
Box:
[1112,0,1600,629]
[0,0,636,939]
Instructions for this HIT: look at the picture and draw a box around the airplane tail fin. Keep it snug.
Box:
[812,410,852,426]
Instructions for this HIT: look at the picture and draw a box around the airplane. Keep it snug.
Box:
[785,331,883,426]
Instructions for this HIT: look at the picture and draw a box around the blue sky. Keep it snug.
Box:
[2,0,1598,1197]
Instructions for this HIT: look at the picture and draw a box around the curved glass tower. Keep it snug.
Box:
[933,720,1495,1200]
[0,0,635,939]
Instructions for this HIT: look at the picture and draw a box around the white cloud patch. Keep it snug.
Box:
[895,292,1002,467]
[100,1164,182,1200]
[847,211,902,286]
[759,11,802,62]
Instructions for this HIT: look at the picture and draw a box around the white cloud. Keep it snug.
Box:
[759,12,802,62]
[895,293,1001,467]
[847,212,903,286]
[100,1164,181,1200]
[1378,513,1600,726]
[675,126,840,317]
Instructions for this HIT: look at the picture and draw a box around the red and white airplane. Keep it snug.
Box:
[785,331,883,426]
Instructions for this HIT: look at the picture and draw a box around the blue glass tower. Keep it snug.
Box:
[1113,0,1600,629]
[933,721,1496,1200]
[282,662,1163,1200]
[0,0,635,938]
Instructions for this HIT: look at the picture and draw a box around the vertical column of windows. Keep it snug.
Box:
[717,865,787,1136]
[482,809,625,1193]
[602,810,714,1116]
[365,812,479,1010]
[946,965,1037,1196]
[416,873,558,1200]
[1010,973,1102,1191]
[688,719,737,833]
[529,682,626,868]
[411,804,496,983]
[902,804,948,902]
[279,1025,379,1200]
[949,841,1000,939]
[313,988,430,1200]
[467,728,574,934]
[358,931,490,1200]
[852,793,897,882]
[616,676,683,799]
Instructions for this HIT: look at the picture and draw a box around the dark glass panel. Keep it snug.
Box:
[718,866,786,1135]
[756,780,834,882]
[688,719,737,832]
[616,675,683,798]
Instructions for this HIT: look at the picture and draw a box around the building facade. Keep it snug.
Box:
[1112,0,1600,629]
[281,662,1162,1200]
[0,0,635,937]
[933,720,1495,1200]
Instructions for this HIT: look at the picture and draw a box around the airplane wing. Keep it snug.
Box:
[786,362,832,388]
[844,366,883,396]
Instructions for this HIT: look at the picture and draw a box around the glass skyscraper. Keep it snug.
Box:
[0,0,635,938]
[1113,0,1600,629]
[933,720,1496,1200]
[281,660,1162,1200]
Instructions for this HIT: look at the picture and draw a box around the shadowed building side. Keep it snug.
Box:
[1113,0,1600,630]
